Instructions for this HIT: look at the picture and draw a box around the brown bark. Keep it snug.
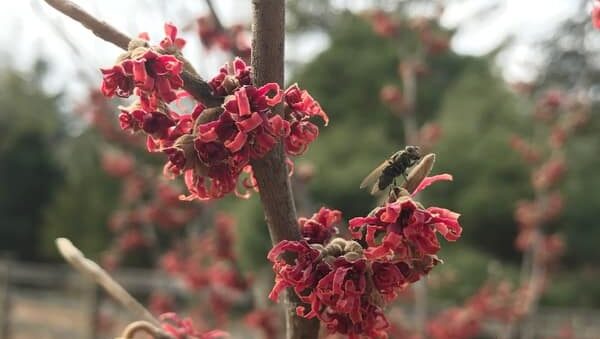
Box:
[249,1,320,338]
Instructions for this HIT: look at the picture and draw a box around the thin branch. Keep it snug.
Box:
[44,0,129,49]
[204,0,225,32]
[43,0,223,107]
[249,1,320,338]
[117,320,170,339]
[55,238,160,326]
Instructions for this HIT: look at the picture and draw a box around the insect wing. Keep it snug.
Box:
[360,160,388,189]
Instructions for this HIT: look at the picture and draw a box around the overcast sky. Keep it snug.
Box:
[0,0,582,106]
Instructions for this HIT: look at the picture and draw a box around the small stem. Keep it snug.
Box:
[44,0,130,49]
[400,64,418,145]
[249,1,320,338]
[204,0,225,32]
[55,238,159,326]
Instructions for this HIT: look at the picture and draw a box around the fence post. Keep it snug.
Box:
[83,280,100,339]
[0,259,11,339]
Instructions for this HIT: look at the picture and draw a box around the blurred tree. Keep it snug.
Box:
[0,68,63,260]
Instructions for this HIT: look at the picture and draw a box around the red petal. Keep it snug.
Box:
[412,173,453,195]
[224,131,248,153]
[235,87,252,116]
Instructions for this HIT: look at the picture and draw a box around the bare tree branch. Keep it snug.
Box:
[55,238,160,326]
[42,0,223,107]
[44,0,130,49]
[249,1,320,338]
[205,0,225,32]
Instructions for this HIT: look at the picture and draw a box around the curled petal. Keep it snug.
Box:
[235,87,252,116]
[224,131,248,153]
[412,173,453,196]
[237,112,264,132]
[258,83,283,106]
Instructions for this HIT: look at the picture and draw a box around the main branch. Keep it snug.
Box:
[249,1,320,338]
[43,0,222,107]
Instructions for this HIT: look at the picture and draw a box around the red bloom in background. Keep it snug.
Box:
[214,213,236,260]
[160,313,227,339]
[196,16,231,51]
[101,151,135,177]
[369,10,399,38]
[244,309,279,339]
[592,2,600,29]
[427,308,480,339]
[531,157,566,191]
[299,207,342,244]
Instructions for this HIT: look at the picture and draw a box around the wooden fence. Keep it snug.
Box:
[0,259,599,339]
[0,259,185,339]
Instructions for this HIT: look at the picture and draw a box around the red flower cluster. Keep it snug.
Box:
[509,135,541,164]
[244,309,280,339]
[99,23,326,201]
[160,214,250,326]
[426,282,524,339]
[418,122,443,152]
[268,175,461,338]
[379,85,405,115]
[534,89,563,123]
[349,174,461,261]
[367,10,399,38]
[176,59,325,200]
[531,157,566,191]
[101,23,185,103]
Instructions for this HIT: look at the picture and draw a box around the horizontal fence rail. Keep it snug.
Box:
[1,259,599,338]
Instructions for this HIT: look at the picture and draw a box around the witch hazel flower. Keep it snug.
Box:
[283,84,329,156]
[348,174,461,261]
[299,207,342,244]
[100,23,185,104]
[175,58,327,201]
[182,83,287,200]
[209,57,252,97]
[101,33,326,202]
[268,165,462,338]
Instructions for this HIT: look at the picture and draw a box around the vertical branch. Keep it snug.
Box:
[249,1,320,338]
[400,61,427,335]
[400,64,418,145]
[205,0,225,31]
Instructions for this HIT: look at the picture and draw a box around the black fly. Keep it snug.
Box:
[360,146,421,195]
